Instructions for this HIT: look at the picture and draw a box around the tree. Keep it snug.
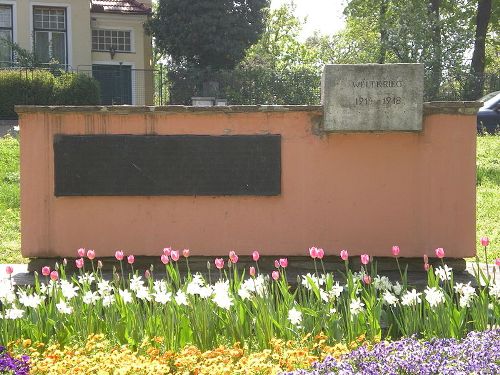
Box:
[467,0,493,99]
[148,0,269,70]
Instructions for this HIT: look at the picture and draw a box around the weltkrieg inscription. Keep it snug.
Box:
[321,64,424,132]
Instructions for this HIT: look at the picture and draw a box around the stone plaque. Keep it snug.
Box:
[321,64,424,132]
[54,135,281,196]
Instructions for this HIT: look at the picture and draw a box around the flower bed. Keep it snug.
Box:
[1,243,499,373]
[9,334,352,375]
[284,329,500,374]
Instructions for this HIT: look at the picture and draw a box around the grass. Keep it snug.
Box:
[476,134,500,263]
[0,134,499,264]
[0,135,21,264]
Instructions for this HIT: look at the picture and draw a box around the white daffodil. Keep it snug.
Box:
[129,275,144,292]
[424,287,445,307]
[83,291,101,305]
[212,281,233,310]
[392,281,403,296]
[60,280,79,300]
[56,300,73,314]
[17,292,45,309]
[382,290,398,306]
[434,265,453,282]
[154,291,172,305]
[349,298,365,316]
[288,307,302,326]
[118,289,133,304]
[401,289,422,306]
[373,275,392,291]
[174,290,188,306]
[4,307,25,320]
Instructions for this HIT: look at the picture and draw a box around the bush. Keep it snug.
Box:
[166,65,321,105]
[52,73,100,105]
[0,70,54,118]
[0,69,100,118]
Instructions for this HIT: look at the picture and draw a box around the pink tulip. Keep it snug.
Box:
[171,250,180,262]
[363,274,372,284]
[481,237,489,247]
[182,248,190,258]
[249,266,256,277]
[495,258,500,267]
[309,247,318,259]
[145,270,151,279]
[42,266,51,276]
[161,254,169,264]
[391,245,400,257]
[50,270,59,281]
[435,248,445,259]
[163,247,171,256]
[75,258,84,269]
[317,248,325,259]
[360,254,370,265]
[87,249,96,260]
[272,270,279,281]
[77,248,85,257]
[274,259,280,268]
[115,251,124,261]
[424,262,430,271]
[340,250,349,261]
[215,258,224,270]
[279,258,288,268]
[252,250,260,262]
[229,251,238,263]
[5,266,13,275]
[127,255,135,264]
[423,254,429,264]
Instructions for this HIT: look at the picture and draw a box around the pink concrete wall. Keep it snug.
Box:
[18,105,478,258]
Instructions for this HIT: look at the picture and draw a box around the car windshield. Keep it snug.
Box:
[479,91,500,102]
[482,93,500,109]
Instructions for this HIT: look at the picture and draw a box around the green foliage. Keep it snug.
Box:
[242,3,319,72]
[0,70,100,117]
[166,64,320,105]
[52,73,100,105]
[0,136,21,264]
[0,70,54,117]
[148,0,269,69]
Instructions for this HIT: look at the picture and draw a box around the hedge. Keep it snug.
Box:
[0,70,100,118]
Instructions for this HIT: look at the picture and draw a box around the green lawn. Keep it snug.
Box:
[0,134,499,264]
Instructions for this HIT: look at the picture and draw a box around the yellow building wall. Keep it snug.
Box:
[90,13,153,105]
[3,0,92,68]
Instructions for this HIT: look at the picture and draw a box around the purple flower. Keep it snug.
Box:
[282,330,500,375]
[0,346,30,375]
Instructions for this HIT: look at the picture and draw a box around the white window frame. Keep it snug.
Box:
[91,25,135,54]
[91,60,137,105]
[0,1,17,64]
[30,2,72,68]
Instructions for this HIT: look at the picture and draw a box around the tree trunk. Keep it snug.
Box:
[427,0,442,100]
[467,0,492,100]
[378,0,388,64]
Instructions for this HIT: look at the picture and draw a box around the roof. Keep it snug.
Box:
[90,0,151,15]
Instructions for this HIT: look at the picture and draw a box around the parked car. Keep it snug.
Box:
[477,92,500,134]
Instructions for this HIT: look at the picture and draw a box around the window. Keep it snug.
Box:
[33,6,67,65]
[0,4,12,66]
[92,29,131,52]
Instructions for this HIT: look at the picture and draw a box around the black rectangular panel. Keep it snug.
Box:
[54,135,281,196]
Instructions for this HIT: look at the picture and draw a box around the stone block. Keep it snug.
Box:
[322,64,424,132]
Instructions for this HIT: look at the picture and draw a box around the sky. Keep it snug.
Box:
[271,0,347,39]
